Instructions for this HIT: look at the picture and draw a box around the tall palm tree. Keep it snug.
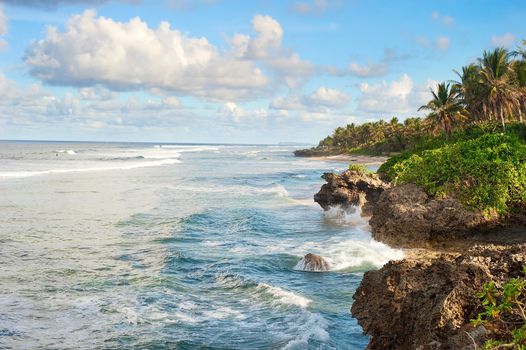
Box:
[512,59,526,122]
[419,82,465,139]
[452,63,483,121]
[478,48,519,130]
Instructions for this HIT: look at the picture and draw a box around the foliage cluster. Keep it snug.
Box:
[348,163,371,175]
[473,267,526,349]
[378,132,526,215]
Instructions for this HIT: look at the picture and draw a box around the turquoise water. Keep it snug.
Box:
[0,142,402,349]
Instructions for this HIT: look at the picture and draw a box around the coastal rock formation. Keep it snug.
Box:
[366,184,486,248]
[351,244,526,350]
[314,169,389,211]
[295,253,331,272]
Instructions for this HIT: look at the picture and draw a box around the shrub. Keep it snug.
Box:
[348,163,371,175]
[379,133,526,215]
[472,267,526,349]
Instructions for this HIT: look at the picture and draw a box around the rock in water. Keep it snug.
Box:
[295,253,331,272]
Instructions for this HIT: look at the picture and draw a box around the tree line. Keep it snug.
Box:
[315,40,526,154]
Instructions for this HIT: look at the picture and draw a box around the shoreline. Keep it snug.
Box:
[300,154,388,165]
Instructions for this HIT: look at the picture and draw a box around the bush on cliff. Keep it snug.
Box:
[472,267,526,349]
[379,133,526,215]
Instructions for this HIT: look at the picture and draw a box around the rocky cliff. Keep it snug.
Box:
[314,169,526,349]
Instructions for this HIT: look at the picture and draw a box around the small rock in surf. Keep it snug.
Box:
[295,253,331,272]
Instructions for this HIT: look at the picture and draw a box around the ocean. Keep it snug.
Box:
[0,141,403,349]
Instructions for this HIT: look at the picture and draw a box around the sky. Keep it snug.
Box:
[0,0,525,144]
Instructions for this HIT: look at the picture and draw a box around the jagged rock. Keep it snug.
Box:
[367,184,487,248]
[351,244,526,350]
[314,169,390,211]
[295,253,331,272]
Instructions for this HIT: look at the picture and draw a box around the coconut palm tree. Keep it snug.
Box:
[452,63,484,121]
[419,82,465,139]
[512,59,526,122]
[478,48,519,130]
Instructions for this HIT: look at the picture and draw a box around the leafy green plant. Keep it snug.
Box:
[348,163,371,175]
[378,133,526,215]
[472,267,526,349]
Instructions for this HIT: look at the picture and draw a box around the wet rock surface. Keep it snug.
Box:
[295,253,331,272]
[314,169,389,211]
[352,244,526,350]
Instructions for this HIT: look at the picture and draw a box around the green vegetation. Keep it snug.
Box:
[472,267,526,349]
[348,163,372,175]
[378,131,526,215]
[302,40,526,156]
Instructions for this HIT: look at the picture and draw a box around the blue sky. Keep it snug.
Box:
[0,0,525,143]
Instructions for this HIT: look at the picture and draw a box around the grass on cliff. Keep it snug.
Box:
[378,126,526,216]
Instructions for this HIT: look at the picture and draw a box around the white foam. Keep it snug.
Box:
[257,283,312,308]
[54,149,76,155]
[0,158,180,179]
[153,145,220,152]
[323,205,369,228]
[282,313,330,350]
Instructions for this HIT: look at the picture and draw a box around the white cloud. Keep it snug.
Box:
[269,86,351,115]
[291,0,340,15]
[1,0,139,9]
[0,6,7,49]
[347,62,388,77]
[435,36,450,51]
[24,10,269,102]
[219,102,268,124]
[356,74,435,116]
[230,14,314,86]
[491,33,516,48]
[304,86,350,107]
[166,0,218,11]
[431,11,454,27]
[415,35,450,52]
[327,48,408,78]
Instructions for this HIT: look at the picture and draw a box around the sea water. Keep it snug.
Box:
[0,141,403,349]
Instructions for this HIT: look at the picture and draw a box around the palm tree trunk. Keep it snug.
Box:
[499,106,506,132]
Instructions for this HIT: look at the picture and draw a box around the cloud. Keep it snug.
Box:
[230,14,314,87]
[435,36,450,51]
[347,62,388,78]
[291,0,341,15]
[1,0,140,9]
[270,86,350,114]
[356,74,436,117]
[327,48,408,78]
[415,35,450,52]
[166,0,218,11]
[304,86,350,107]
[219,102,268,124]
[0,7,7,36]
[431,11,454,27]
[491,33,516,48]
[24,10,269,102]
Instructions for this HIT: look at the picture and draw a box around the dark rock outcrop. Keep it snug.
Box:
[366,184,487,248]
[295,253,331,272]
[351,244,526,350]
[314,169,390,211]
